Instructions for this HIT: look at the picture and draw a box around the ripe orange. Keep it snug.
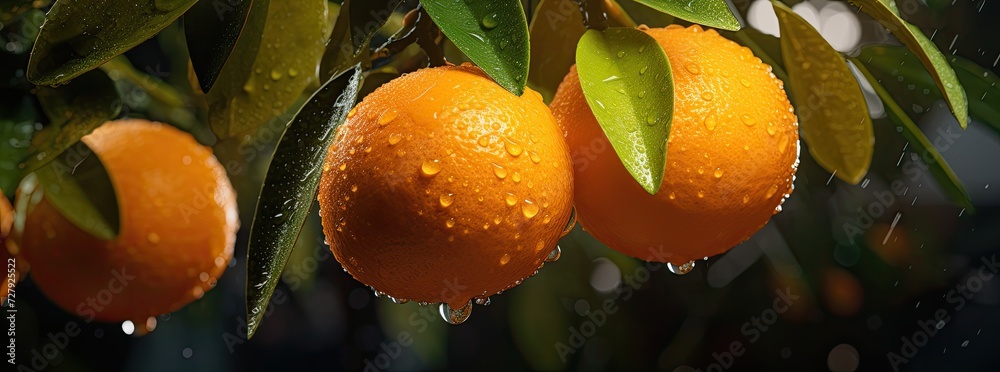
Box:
[318,64,574,310]
[1,191,18,301]
[551,25,799,265]
[14,119,238,322]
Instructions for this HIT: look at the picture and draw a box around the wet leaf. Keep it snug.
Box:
[575,27,673,194]
[423,0,529,96]
[635,0,741,31]
[24,69,121,173]
[32,141,120,240]
[851,59,974,210]
[859,45,1000,135]
[850,0,968,128]
[773,0,872,185]
[184,0,258,92]
[527,0,635,102]
[206,0,329,139]
[246,65,363,338]
[320,0,403,80]
[27,0,199,86]
[0,96,36,196]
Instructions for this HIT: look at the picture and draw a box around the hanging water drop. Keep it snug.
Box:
[667,261,696,275]
[439,301,473,325]
[545,246,561,262]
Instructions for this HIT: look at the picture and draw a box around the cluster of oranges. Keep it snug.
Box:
[317,25,798,319]
[7,25,797,325]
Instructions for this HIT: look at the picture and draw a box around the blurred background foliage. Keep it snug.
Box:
[2,0,999,370]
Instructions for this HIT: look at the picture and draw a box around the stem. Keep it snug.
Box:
[369,6,444,67]
[732,31,788,83]
[575,0,608,30]
[415,6,446,67]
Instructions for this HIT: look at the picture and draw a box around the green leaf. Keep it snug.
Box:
[859,45,1000,135]
[850,0,968,128]
[635,0,741,31]
[0,96,36,196]
[575,27,673,194]
[950,57,1000,134]
[851,59,974,210]
[527,0,635,102]
[422,0,529,96]
[184,0,258,93]
[246,65,363,338]
[206,0,329,139]
[32,141,120,240]
[24,69,121,173]
[320,0,403,80]
[773,0,872,185]
[27,0,199,86]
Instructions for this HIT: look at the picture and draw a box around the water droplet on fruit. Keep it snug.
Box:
[500,254,510,265]
[766,123,777,136]
[147,233,160,244]
[378,108,398,126]
[562,206,577,236]
[439,194,454,207]
[701,92,714,101]
[504,138,523,156]
[269,69,283,80]
[529,152,541,163]
[439,301,472,325]
[686,63,701,75]
[667,261,696,275]
[616,50,626,58]
[421,159,442,177]
[741,115,756,126]
[765,184,779,198]
[521,199,539,218]
[492,163,507,179]
[505,193,517,206]
[446,218,456,228]
[704,113,717,131]
[714,168,724,178]
[388,133,403,145]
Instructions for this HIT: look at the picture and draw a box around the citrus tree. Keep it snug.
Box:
[1,0,995,345]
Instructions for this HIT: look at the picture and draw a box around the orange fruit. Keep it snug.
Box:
[318,64,574,310]
[1,191,19,301]
[551,25,799,265]
[14,119,238,323]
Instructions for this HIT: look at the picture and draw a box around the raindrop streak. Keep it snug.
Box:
[667,261,696,275]
[439,301,473,325]
[545,246,562,262]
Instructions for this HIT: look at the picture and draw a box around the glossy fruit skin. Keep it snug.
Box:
[551,25,799,264]
[16,119,238,322]
[318,64,573,308]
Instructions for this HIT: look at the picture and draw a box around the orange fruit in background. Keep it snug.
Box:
[14,119,238,322]
[551,25,799,265]
[318,64,574,309]
[1,191,20,301]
